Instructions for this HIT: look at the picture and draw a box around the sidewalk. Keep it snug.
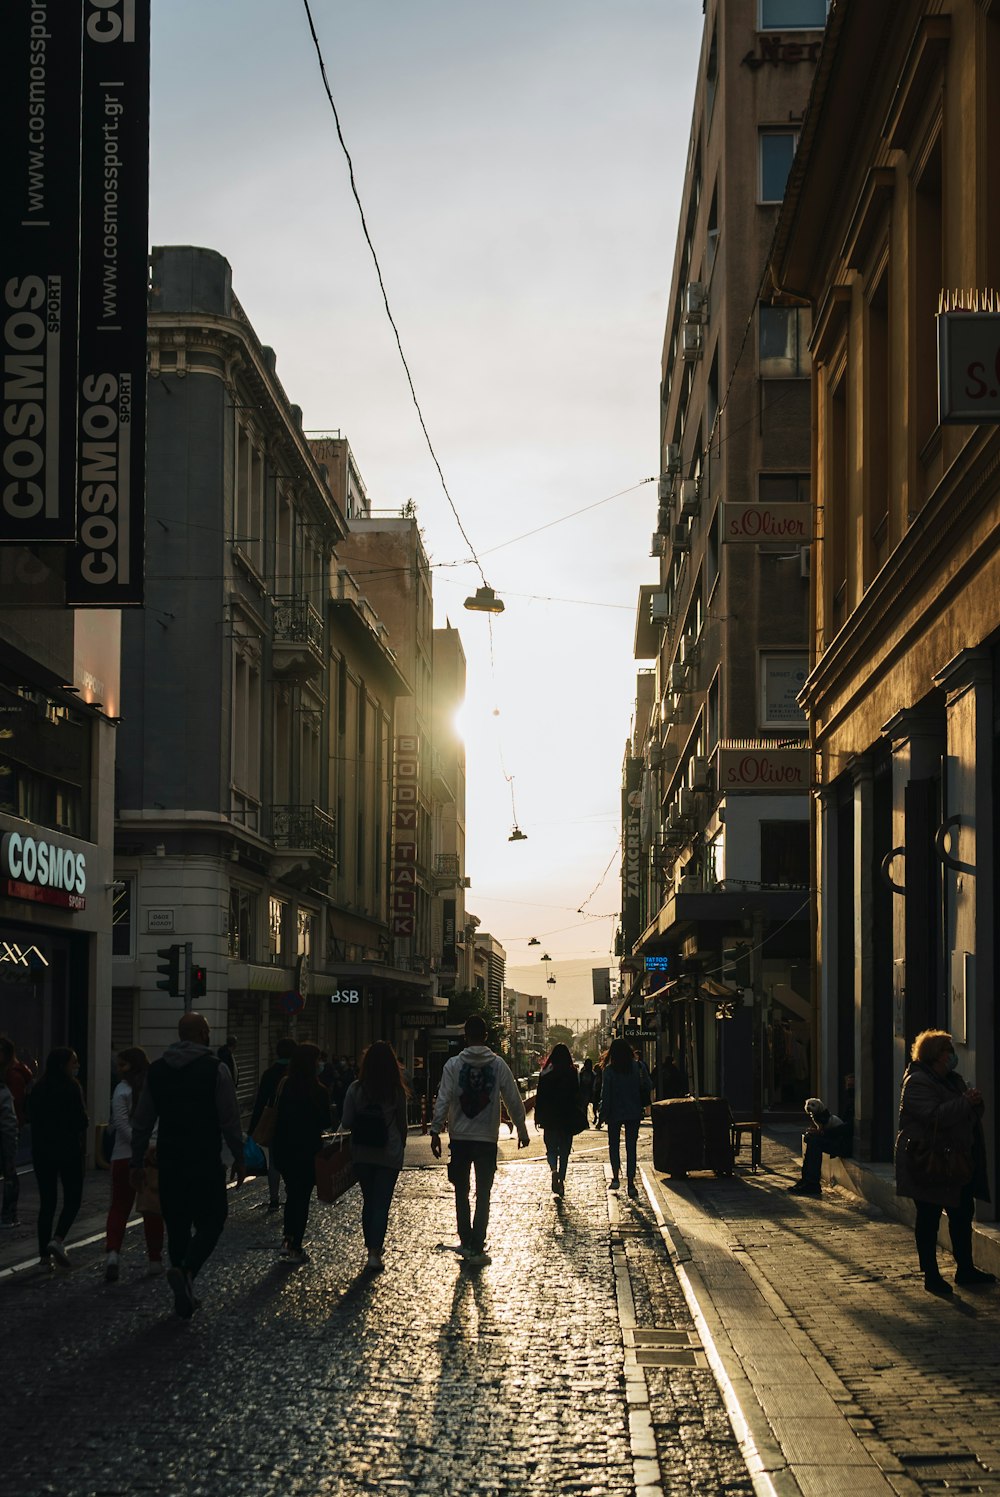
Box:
[642,1125,1000,1496]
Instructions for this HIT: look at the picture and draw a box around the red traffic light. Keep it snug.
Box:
[190,964,207,1000]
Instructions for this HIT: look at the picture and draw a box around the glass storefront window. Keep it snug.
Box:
[0,683,91,837]
[229,886,258,962]
[269,897,286,964]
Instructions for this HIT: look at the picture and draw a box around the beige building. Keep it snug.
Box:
[620,0,824,1111]
[772,0,1000,1190]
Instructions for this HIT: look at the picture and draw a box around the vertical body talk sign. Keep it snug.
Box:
[67,0,150,604]
[0,2,85,543]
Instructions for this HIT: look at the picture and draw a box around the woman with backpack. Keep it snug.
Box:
[103,1047,164,1282]
[598,1037,650,1198]
[271,1043,332,1264]
[29,1048,89,1268]
[534,1044,585,1198]
[341,1041,409,1273]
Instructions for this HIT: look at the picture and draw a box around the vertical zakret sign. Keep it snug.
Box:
[66,0,150,605]
[0,1,85,543]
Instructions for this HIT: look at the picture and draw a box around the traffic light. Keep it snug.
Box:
[525,1010,534,1023]
[155,944,181,996]
[190,964,207,1001]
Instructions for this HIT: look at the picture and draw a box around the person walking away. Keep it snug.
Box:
[578,1058,595,1124]
[217,1036,239,1090]
[0,1078,17,1227]
[29,1048,88,1267]
[130,1013,245,1318]
[342,1041,409,1272]
[599,1037,647,1198]
[271,1043,331,1264]
[535,1044,584,1198]
[430,1014,528,1265]
[249,1037,296,1214]
[591,1062,603,1127]
[103,1048,164,1282]
[895,1028,995,1296]
[787,1087,854,1197]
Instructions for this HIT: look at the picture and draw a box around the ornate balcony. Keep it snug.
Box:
[271,597,325,682]
[269,803,337,867]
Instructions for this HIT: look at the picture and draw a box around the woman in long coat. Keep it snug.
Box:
[895,1028,994,1296]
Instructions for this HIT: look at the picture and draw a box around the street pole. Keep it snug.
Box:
[751,908,765,1122]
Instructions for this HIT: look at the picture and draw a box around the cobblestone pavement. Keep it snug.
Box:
[662,1128,1000,1496]
[0,1125,753,1497]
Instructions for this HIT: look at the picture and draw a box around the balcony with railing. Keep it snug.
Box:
[269,803,337,865]
[271,597,325,682]
[433,852,462,889]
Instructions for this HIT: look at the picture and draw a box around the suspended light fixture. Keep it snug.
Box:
[528,937,540,946]
[547,975,557,985]
[540,952,551,962]
[464,585,505,614]
[509,825,527,842]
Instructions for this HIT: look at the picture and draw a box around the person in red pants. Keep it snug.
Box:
[104,1049,164,1282]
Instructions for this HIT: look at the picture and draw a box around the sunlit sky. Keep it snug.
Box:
[150,1,704,1019]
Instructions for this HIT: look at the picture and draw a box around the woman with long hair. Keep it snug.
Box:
[534,1043,584,1198]
[598,1036,650,1197]
[272,1043,331,1264]
[895,1028,994,1295]
[341,1041,409,1272]
[29,1047,89,1268]
[103,1047,165,1282]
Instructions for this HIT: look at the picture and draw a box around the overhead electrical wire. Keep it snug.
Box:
[300,0,487,587]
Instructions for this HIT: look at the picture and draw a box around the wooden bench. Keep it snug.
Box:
[731,1120,762,1172]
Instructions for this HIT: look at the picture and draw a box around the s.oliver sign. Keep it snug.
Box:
[720,502,811,543]
[718,749,810,791]
[1,829,87,909]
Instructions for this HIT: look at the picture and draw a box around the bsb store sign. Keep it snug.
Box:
[1,830,87,910]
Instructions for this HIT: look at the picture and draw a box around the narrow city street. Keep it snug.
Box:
[0,1124,751,1497]
[5,1125,1000,1496]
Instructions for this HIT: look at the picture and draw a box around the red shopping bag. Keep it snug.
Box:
[315,1136,357,1204]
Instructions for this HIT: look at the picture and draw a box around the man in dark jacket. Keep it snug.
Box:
[249,1037,296,1213]
[131,1013,245,1317]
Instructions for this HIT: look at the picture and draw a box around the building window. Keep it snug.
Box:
[759,305,810,377]
[0,684,92,838]
[760,653,808,730]
[229,886,258,962]
[269,896,287,964]
[759,0,826,28]
[759,130,798,204]
[232,638,261,808]
[707,671,721,750]
[759,472,810,504]
[760,821,810,888]
[112,877,134,958]
[297,909,313,958]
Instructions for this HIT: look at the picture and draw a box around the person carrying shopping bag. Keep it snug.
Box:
[535,1044,586,1198]
[341,1041,409,1273]
[271,1043,331,1264]
[104,1048,164,1282]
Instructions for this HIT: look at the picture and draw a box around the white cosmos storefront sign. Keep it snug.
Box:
[1,830,87,910]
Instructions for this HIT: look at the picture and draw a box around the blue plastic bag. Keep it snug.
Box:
[243,1135,268,1175]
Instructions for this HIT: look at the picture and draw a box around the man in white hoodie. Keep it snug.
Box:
[430,1014,529,1265]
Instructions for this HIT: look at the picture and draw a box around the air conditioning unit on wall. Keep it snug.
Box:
[679,478,701,518]
[690,756,710,791]
[683,282,707,323]
[681,324,703,361]
[671,522,690,552]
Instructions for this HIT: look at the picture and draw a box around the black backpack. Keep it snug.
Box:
[351,1097,388,1148]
